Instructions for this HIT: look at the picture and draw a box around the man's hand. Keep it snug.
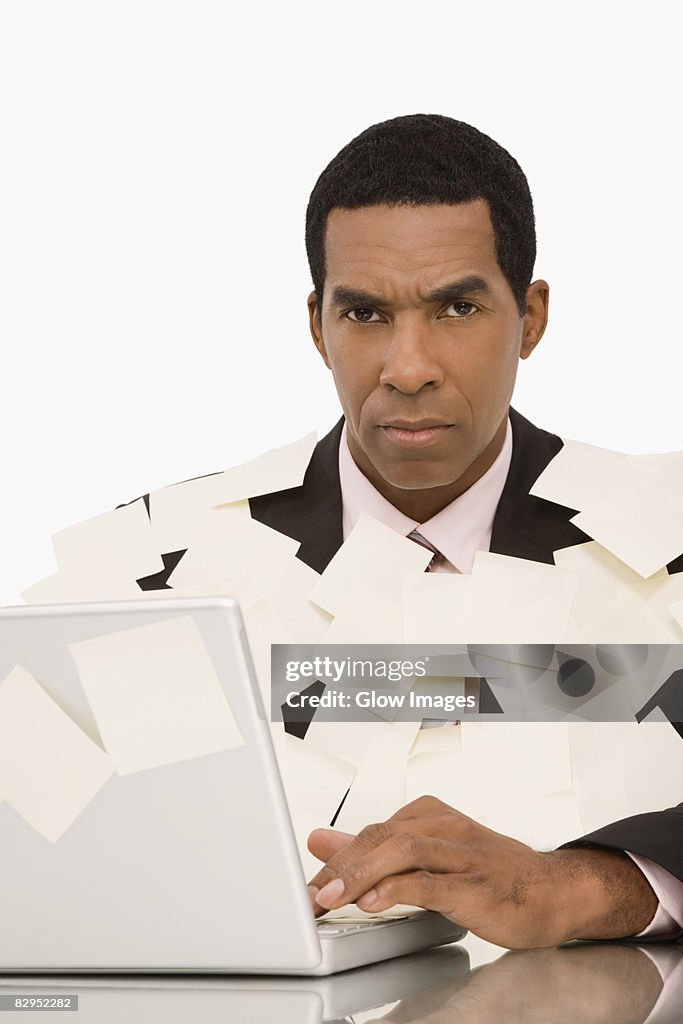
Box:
[306,796,659,949]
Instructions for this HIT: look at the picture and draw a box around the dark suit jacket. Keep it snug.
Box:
[129,405,683,895]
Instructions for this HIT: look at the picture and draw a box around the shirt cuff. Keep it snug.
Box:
[626,851,683,940]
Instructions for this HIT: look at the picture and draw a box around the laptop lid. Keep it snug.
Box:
[0,597,321,972]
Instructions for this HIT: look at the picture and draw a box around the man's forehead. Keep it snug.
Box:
[322,201,502,301]
[324,200,499,276]
[326,199,494,246]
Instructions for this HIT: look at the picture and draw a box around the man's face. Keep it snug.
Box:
[308,200,548,519]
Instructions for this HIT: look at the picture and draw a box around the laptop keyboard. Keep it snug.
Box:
[316,914,414,936]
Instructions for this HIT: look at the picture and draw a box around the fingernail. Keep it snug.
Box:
[308,885,319,908]
[316,878,345,908]
[359,888,378,910]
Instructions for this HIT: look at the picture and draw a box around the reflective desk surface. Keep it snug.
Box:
[1,932,682,1023]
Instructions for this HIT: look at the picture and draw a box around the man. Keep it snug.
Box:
[136,114,683,947]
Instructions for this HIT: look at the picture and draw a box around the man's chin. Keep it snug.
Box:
[373,463,467,493]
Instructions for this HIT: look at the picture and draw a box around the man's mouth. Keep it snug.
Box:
[380,421,455,447]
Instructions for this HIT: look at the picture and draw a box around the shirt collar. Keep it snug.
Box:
[338,417,513,573]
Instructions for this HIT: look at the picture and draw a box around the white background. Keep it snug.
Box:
[1,1,682,604]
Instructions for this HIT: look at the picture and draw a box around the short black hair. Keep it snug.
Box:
[305,113,536,317]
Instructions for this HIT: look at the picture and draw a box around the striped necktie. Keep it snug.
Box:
[407,530,459,729]
[407,530,444,572]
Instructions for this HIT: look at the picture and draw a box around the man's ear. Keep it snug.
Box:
[520,279,550,360]
[307,290,331,368]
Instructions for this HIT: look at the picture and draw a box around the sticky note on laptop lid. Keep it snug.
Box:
[0,666,115,842]
[68,616,244,775]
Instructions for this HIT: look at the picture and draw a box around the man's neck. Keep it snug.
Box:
[345,417,510,522]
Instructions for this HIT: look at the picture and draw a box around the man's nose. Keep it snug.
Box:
[378,319,445,394]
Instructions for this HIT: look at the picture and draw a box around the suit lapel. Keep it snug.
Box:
[249,418,344,574]
[489,407,591,563]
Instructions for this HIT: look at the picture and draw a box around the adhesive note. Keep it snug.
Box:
[402,574,470,644]
[407,721,584,848]
[573,589,675,645]
[568,721,683,833]
[529,439,653,509]
[259,555,332,643]
[403,565,576,644]
[671,600,683,631]
[322,589,403,644]
[630,565,683,637]
[51,499,164,581]
[167,513,300,608]
[473,549,574,584]
[531,439,683,576]
[514,790,585,851]
[555,541,683,639]
[554,542,629,632]
[242,597,294,715]
[149,471,250,551]
[571,479,683,578]
[0,666,115,842]
[309,514,432,617]
[461,722,572,797]
[638,449,683,484]
[21,572,143,604]
[410,724,462,756]
[472,551,579,633]
[304,719,397,767]
[334,721,421,833]
[450,722,573,840]
[210,432,317,506]
[276,733,356,877]
[68,616,244,775]
[406,748,469,818]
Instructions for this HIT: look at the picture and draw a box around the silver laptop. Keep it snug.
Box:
[0,597,465,974]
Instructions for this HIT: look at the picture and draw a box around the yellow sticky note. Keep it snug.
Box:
[68,616,244,775]
[0,666,115,842]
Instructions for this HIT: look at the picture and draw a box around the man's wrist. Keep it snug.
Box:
[545,848,659,943]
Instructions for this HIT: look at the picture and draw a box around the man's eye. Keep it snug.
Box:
[345,308,380,323]
[443,301,478,318]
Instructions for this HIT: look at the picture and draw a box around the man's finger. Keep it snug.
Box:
[307,827,355,862]
[355,869,454,916]
[307,819,401,897]
[314,833,466,910]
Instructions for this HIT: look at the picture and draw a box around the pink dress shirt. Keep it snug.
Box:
[338,418,683,941]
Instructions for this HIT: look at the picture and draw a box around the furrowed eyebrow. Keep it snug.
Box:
[329,275,492,310]
[425,276,492,305]
[330,286,383,309]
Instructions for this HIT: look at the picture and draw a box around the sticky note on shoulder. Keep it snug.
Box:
[0,666,115,842]
[68,616,244,775]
